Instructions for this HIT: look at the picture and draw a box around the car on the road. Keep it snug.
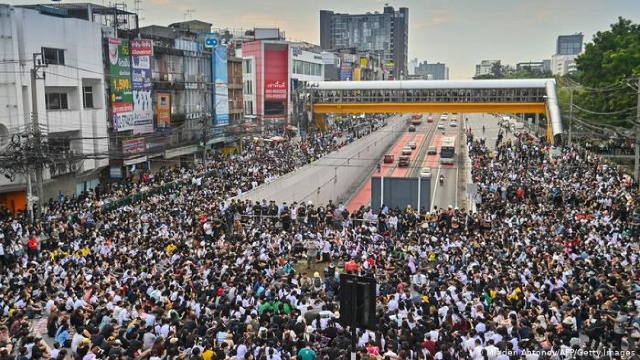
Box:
[420,167,432,179]
[410,118,423,125]
[437,123,445,129]
[449,121,457,127]
[407,141,417,149]
[398,156,410,167]
[383,154,395,163]
[427,116,434,123]
[402,146,412,155]
[408,125,416,132]
[427,146,437,155]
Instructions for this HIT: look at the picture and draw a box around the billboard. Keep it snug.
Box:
[204,33,219,48]
[131,39,154,134]
[213,46,229,126]
[122,138,146,156]
[264,48,288,101]
[156,93,171,129]
[108,38,134,132]
[340,62,353,81]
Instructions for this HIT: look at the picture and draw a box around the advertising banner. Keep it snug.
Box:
[340,63,353,81]
[131,39,154,134]
[131,39,153,56]
[156,93,171,129]
[122,138,146,156]
[264,48,288,101]
[108,38,134,131]
[213,46,229,126]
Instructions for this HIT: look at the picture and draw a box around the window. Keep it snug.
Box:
[244,80,253,95]
[243,59,252,74]
[245,101,253,115]
[82,86,94,108]
[46,93,69,110]
[42,47,65,65]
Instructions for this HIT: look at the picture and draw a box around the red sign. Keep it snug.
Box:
[131,39,153,56]
[122,138,146,156]
[264,48,288,101]
[265,80,287,100]
[113,102,134,113]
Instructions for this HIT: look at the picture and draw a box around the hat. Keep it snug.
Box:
[113,339,122,346]
[334,311,340,319]
[170,337,178,344]
[82,338,91,345]
[313,272,320,278]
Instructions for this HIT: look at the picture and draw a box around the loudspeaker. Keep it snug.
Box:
[338,274,377,330]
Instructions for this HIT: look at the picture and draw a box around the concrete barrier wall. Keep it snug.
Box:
[233,115,409,206]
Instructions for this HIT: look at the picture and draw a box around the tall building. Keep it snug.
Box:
[556,34,583,55]
[409,58,418,75]
[475,60,501,77]
[551,33,583,75]
[416,62,449,80]
[319,5,408,80]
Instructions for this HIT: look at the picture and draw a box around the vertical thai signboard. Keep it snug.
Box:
[108,38,134,131]
[156,93,171,129]
[213,46,229,126]
[264,48,288,102]
[131,39,154,134]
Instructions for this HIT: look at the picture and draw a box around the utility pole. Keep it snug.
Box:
[568,88,574,147]
[31,53,46,220]
[202,81,211,168]
[635,77,640,189]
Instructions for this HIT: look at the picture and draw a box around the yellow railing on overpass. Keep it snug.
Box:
[307,79,563,144]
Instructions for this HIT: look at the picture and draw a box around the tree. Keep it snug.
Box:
[575,17,640,127]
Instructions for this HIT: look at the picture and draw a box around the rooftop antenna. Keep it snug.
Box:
[184,9,194,22]
[134,0,145,22]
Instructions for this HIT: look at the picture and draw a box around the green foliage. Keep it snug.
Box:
[575,17,640,127]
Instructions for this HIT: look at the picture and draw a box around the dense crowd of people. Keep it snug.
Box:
[0,123,639,360]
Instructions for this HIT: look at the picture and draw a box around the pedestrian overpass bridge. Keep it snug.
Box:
[308,79,563,144]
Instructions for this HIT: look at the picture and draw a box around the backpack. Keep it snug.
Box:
[313,277,323,289]
[28,238,38,250]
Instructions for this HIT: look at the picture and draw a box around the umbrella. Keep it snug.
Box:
[286,125,298,131]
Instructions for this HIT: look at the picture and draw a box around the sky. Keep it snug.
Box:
[9,0,640,79]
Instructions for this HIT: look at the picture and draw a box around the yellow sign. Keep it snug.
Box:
[360,57,369,68]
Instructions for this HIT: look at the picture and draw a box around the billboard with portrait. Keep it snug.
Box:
[108,38,134,131]
[131,39,154,134]
[212,46,229,127]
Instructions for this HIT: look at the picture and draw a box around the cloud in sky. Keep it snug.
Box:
[8,0,640,79]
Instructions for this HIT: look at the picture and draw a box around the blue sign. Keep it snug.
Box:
[205,33,219,48]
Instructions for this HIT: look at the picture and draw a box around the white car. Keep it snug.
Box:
[450,121,457,127]
[437,123,445,129]
[420,168,432,179]
[402,146,412,155]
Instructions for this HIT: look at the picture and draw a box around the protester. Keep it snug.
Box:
[0,125,638,360]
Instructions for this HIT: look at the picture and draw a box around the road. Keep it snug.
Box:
[429,113,515,212]
[346,115,435,212]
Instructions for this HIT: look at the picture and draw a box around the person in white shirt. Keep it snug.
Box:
[484,339,500,360]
